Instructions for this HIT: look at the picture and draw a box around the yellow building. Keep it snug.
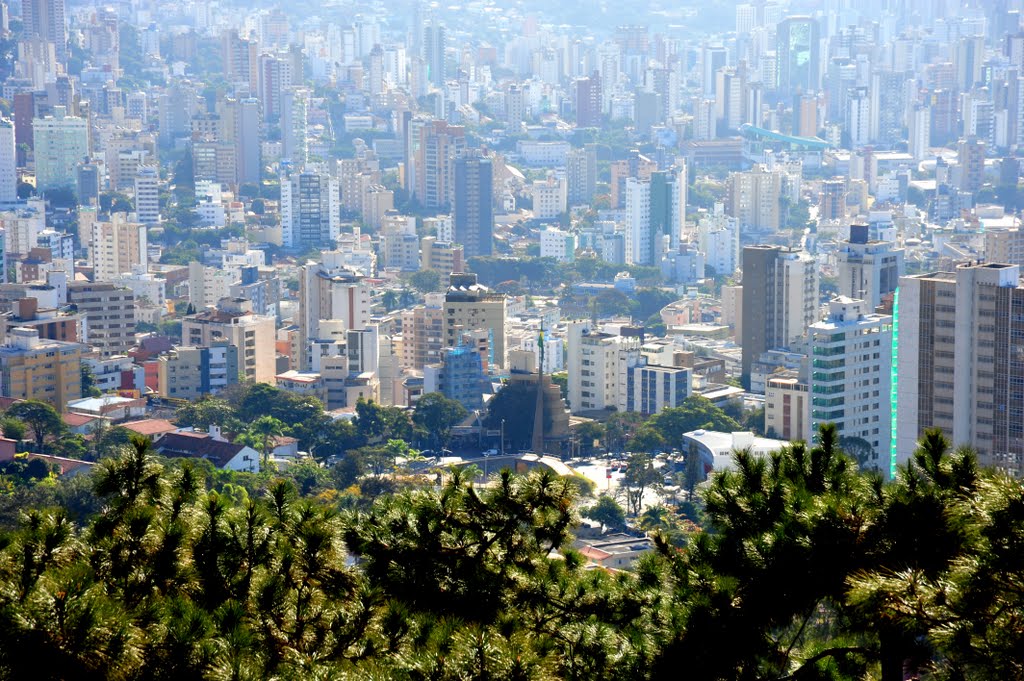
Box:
[0,327,83,409]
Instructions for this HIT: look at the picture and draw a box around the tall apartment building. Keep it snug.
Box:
[415,120,465,209]
[182,297,277,384]
[134,165,160,224]
[809,297,893,473]
[399,298,445,370]
[566,145,597,206]
[835,224,904,310]
[727,165,782,233]
[443,273,506,371]
[90,213,148,282]
[896,263,1024,477]
[280,170,340,249]
[222,28,259,93]
[298,257,371,370]
[453,153,493,258]
[957,136,985,193]
[566,321,640,414]
[0,327,81,408]
[33,106,88,192]
[575,72,603,127]
[67,282,136,357]
[0,116,16,202]
[740,245,818,384]
[22,0,68,63]
[422,20,446,87]
[623,164,686,267]
[531,174,567,220]
[157,343,239,400]
[281,87,309,166]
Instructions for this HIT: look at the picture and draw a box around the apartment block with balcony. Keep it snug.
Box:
[0,327,83,408]
[181,298,276,384]
[809,297,893,474]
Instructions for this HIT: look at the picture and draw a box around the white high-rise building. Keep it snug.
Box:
[846,87,871,149]
[697,203,739,276]
[625,165,686,266]
[808,297,893,474]
[281,169,340,249]
[908,104,931,161]
[281,88,309,167]
[624,177,651,265]
[0,117,16,202]
[134,166,160,225]
[90,213,148,283]
[565,321,640,414]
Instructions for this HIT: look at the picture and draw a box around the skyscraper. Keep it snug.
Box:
[0,117,16,202]
[32,105,88,192]
[281,88,309,166]
[232,96,262,184]
[453,153,493,258]
[808,297,893,473]
[415,120,465,209]
[896,263,1024,477]
[625,165,686,266]
[740,245,818,384]
[575,72,603,127]
[22,0,67,63]
[776,16,820,93]
[280,170,340,249]
[133,166,160,225]
[566,145,597,206]
[423,20,446,87]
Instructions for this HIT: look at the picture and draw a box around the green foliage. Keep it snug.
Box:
[0,417,26,442]
[0,424,1021,679]
[407,268,443,293]
[412,392,467,448]
[582,494,626,530]
[6,400,64,452]
[80,364,102,398]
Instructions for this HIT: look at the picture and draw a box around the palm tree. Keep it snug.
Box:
[382,289,399,311]
[247,415,285,468]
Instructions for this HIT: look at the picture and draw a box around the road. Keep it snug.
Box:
[573,460,669,511]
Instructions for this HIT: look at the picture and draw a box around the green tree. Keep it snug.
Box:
[581,494,626,531]
[645,396,742,446]
[246,415,285,468]
[412,392,468,448]
[174,396,236,431]
[381,289,399,311]
[6,400,64,452]
[620,452,662,515]
[408,268,443,293]
[0,416,26,442]
[80,364,102,397]
[573,420,605,456]
[604,411,645,452]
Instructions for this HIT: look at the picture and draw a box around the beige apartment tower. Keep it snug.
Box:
[896,263,1024,477]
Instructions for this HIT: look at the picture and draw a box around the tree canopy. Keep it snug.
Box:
[0,426,1019,680]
